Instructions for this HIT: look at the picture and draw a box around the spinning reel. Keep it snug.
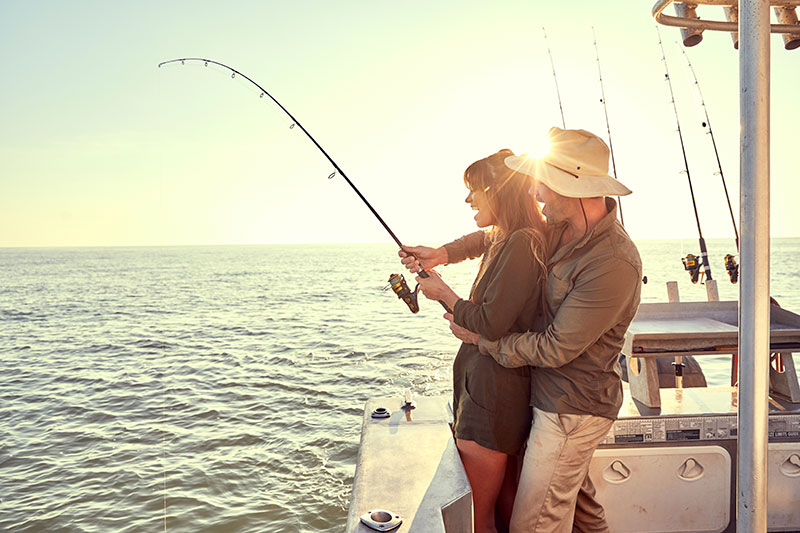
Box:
[386,273,421,314]
[724,254,739,284]
[682,254,704,284]
[682,253,739,285]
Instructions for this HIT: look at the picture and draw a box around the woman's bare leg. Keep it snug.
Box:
[495,453,521,532]
[457,438,508,533]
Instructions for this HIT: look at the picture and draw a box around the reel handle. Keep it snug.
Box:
[387,272,453,314]
[416,269,453,313]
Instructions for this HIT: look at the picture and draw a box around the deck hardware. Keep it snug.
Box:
[781,454,800,476]
[371,407,391,419]
[603,460,631,483]
[771,353,786,374]
[678,458,704,481]
[402,389,416,410]
[359,509,402,531]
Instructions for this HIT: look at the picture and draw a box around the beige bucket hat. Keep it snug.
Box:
[504,127,632,198]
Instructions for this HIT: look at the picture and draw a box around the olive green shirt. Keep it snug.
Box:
[442,230,544,453]
[446,230,544,342]
[478,199,642,420]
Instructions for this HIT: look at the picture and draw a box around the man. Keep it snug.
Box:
[444,127,642,532]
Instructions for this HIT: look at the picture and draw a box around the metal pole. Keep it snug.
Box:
[737,0,771,530]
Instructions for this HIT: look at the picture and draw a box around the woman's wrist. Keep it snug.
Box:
[443,291,460,312]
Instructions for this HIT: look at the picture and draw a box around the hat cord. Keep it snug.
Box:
[579,199,589,237]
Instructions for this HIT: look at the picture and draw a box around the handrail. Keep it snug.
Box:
[652,0,800,34]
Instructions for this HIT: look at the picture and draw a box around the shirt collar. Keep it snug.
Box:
[549,198,620,264]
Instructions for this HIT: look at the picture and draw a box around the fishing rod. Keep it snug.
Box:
[158,57,449,314]
[677,45,740,284]
[542,28,566,128]
[591,27,625,228]
[655,28,714,285]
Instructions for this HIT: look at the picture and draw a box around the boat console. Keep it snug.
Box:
[597,301,800,532]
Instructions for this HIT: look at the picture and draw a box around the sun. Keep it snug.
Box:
[513,136,551,161]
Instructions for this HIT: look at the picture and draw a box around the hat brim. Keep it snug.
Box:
[504,155,632,198]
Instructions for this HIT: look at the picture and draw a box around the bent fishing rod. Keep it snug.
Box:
[656,28,714,286]
[592,27,625,228]
[678,46,740,284]
[158,57,449,314]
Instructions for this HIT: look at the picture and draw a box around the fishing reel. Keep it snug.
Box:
[386,273,420,314]
[682,254,703,284]
[724,254,739,284]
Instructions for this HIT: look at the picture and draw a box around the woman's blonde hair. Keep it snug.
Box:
[464,149,548,284]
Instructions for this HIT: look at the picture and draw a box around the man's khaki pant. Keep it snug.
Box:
[510,408,614,533]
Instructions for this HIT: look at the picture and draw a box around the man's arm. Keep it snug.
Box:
[478,260,640,368]
[442,230,486,264]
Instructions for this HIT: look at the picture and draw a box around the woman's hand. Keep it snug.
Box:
[398,245,448,273]
[415,269,459,310]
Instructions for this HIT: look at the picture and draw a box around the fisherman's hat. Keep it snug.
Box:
[504,127,632,198]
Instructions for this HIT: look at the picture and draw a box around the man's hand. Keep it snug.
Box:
[444,313,480,345]
[398,245,447,273]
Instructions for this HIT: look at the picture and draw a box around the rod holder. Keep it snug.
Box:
[774,6,800,50]
[675,3,704,46]
[724,5,739,49]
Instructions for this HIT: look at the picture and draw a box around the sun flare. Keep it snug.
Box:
[514,137,551,161]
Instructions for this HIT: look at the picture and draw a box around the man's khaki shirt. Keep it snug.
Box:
[479,199,642,420]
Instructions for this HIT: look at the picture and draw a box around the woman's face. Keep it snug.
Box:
[465,187,496,228]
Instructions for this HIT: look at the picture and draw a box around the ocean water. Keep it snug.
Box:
[1,238,799,532]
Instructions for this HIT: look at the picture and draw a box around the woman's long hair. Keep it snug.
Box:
[463,149,548,288]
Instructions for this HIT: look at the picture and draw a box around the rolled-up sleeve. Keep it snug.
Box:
[482,258,640,368]
[442,231,486,264]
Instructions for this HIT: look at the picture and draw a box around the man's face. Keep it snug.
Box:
[530,181,571,225]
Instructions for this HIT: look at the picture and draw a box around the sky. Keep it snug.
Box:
[1,1,798,247]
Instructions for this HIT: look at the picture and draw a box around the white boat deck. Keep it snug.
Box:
[348,302,800,532]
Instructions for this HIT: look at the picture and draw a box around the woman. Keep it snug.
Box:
[399,149,548,533]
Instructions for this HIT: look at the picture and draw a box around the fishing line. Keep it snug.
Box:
[542,28,566,129]
[677,45,740,283]
[656,28,714,284]
[158,57,450,313]
[592,27,625,227]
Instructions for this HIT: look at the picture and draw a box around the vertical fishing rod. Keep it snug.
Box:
[543,28,566,128]
[678,46,740,284]
[592,27,625,227]
[656,27,714,284]
[158,57,450,313]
